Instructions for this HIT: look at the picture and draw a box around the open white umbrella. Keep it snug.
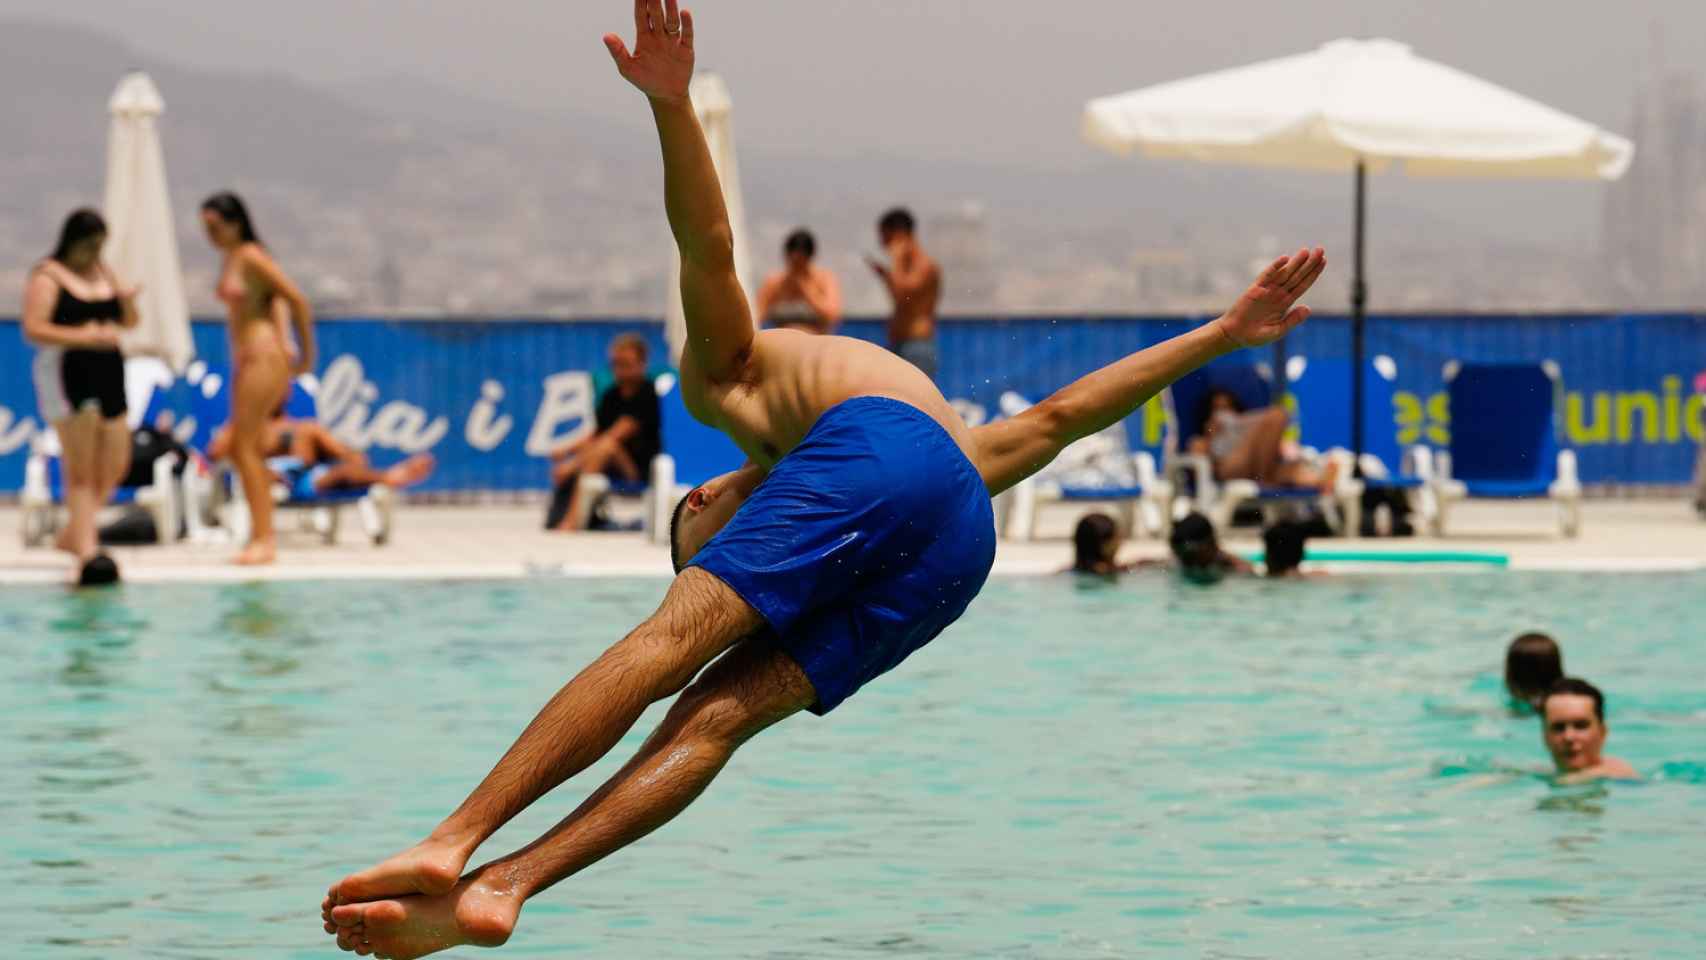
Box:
[1083,38,1633,462]
[105,71,193,415]
[664,73,754,366]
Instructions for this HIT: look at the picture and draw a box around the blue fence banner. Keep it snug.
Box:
[3,313,1703,493]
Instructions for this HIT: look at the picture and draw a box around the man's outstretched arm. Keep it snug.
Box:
[974,248,1325,495]
[606,0,753,383]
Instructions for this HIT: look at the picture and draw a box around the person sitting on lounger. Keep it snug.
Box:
[209,412,435,501]
[1190,388,1337,493]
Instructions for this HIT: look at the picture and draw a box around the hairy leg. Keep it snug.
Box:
[326,639,815,959]
[328,567,765,904]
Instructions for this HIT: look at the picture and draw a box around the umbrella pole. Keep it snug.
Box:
[1351,158,1368,479]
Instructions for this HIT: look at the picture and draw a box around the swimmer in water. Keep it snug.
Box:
[1504,631,1563,713]
[1541,677,1637,783]
[321,5,1326,955]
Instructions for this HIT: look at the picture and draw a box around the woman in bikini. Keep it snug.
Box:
[753,228,842,334]
[1190,388,1337,492]
[21,209,140,563]
[201,191,315,565]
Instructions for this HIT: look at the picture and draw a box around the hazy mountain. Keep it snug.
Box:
[1,19,1609,316]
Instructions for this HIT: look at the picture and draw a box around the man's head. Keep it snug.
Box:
[669,465,766,573]
[609,334,649,390]
[877,207,916,247]
[1169,512,1222,579]
[1262,521,1308,577]
[782,228,816,272]
[1541,677,1608,773]
[1505,631,1564,710]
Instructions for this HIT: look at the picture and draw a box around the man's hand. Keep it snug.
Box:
[1215,247,1326,349]
[865,256,891,284]
[604,0,695,103]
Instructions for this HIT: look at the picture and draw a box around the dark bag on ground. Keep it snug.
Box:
[120,426,189,488]
[99,507,159,545]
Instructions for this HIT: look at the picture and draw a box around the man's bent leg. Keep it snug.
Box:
[326,640,815,959]
[328,568,765,906]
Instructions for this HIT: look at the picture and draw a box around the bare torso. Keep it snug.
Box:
[758,264,837,334]
[218,246,286,362]
[682,328,974,470]
[885,249,940,346]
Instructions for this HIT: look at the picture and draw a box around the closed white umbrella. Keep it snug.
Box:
[104,71,193,416]
[664,73,753,366]
[1083,38,1633,461]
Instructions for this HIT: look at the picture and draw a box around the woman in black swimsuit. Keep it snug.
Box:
[21,209,140,560]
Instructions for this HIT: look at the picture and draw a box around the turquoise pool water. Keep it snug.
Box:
[5,573,1704,959]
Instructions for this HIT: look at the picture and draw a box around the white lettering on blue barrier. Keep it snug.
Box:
[525,371,595,456]
[465,380,514,452]
[318,354,450,454]
[0,406,37,456]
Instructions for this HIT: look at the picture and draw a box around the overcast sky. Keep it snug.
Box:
[9,0,1700,171]
[9,0,1705,262]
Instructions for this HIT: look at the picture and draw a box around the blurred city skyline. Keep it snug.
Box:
[5,1,1706,316]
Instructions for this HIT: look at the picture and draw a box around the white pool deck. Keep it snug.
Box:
[1,499,1702,585]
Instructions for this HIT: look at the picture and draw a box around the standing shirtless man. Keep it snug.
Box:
[868,207,942,378]
[321,4,1324,956]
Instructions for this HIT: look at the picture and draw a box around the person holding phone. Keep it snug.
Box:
[866,207,942,379]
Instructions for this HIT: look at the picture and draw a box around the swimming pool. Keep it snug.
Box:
[6,572,1703,958]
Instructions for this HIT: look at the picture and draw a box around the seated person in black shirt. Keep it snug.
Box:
[545,334,661,531]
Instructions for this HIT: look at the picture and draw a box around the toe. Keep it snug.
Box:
[364,899,409,926]
[331,903,366,927]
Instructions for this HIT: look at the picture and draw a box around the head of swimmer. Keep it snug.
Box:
[200,191,262,250]
[670,465,766,573]
[782,228,816,274]
[1072,512,1122,575]
[1505,631,1564,711]
[1541,677,1608,773]
[50,209,107,271]
[1169,512,1223,580]
[608,334,649,392]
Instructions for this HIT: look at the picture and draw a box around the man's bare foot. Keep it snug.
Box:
[327,872,521,960]
[327,834,474,906]
[233,538,276,566]
[382,454,436,489]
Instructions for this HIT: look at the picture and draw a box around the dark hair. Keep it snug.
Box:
[1262,521,1308,577]
[50,208,108,264]
[1543,676,1604,722]
[669,491,694,573]
[1506,632,1564,709]
[1071,512,1120,573]
[201,191,263,245]
[1169,512,1216,560]
[1196,387,1245,438]
[77,553,121,588]
[783,228,816,259]
[610,333,649,363]
[877,207,916,236]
